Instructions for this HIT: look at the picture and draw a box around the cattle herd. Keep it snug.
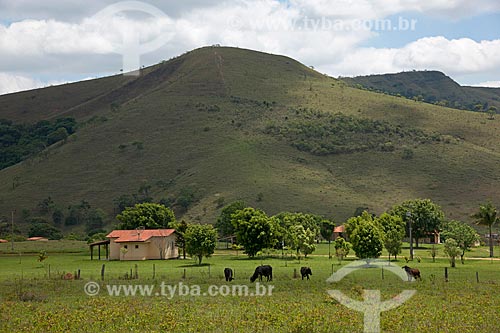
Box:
[223,266,314,282]
[222,265,421,282]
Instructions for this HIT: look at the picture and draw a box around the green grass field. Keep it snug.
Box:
[1,241,499,332]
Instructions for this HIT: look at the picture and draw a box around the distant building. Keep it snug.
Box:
[27,237,49,242]
[333,225,345,240]
[106,229,178,260]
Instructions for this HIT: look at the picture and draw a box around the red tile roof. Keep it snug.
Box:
[107,229,175,243]
[27,237,49,241]
[0,239,8,243]
[334,225,345,233]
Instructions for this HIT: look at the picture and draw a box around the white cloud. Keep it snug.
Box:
[330,37,500,78]
[472,81,500,88]
[0,73,45,95]
[0,1,499,89]
[289,0,500,20]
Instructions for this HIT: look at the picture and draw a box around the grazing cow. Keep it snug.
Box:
[250,265,273,282]
[402,265,421,281]
[224,267,234,282]
[300,267,312,280]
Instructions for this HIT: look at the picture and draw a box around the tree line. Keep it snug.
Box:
[0,117,76,170]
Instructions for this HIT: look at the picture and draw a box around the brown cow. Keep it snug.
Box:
[402,265,421,281]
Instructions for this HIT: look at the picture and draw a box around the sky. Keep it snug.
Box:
[0,0,499,95]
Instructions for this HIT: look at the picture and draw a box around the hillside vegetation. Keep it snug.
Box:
[342,70,500,111]
[0,46,499,235]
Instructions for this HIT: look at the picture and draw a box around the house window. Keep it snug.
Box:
[124,245,128,249]
[135,245,139,249]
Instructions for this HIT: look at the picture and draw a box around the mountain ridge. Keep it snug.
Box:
[0,46,499,235]
[342,70,500,111]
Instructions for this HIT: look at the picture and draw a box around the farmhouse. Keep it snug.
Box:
[106,229,178,260]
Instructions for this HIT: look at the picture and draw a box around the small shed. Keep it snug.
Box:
[106,229,178,260]
[89,239,110,260]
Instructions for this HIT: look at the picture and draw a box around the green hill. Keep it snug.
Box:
[0,47,499,236]
[342,70,500,111]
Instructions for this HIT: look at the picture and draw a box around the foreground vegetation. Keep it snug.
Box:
[0,243,499,332]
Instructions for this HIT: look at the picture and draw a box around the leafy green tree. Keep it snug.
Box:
[471,202,499,258]
[85,208,107,233]
[444,238,460,267]
[390,199,444,248]
[215,200,247,237]
[378,213,405,260]
[28,219,63,240]
[334,237,351,262]
[487,106,497,120]
[177,187,196,210]
[350,220,384,260]
[344,211,377,239]
[116,203,176,230]
[173,220,189,259]
[320,219,335,258]
[185,224,217,265]
[52,208,64,226]
[47,127,69,145]
[288,225,316,258]
[441,220,479,264]
[231,207,278,257]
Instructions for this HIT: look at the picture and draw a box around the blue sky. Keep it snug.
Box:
[0,0,499,95]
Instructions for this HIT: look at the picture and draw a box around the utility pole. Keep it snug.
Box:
[11,210,15,251]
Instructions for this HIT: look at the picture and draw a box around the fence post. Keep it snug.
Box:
[134,264,138,279]
[208,265,211,278]
[381,267,384,280]
[101,264,105,281]
[77,269,81,280]
[183,268,186,279]
[444,267,448,282]
[331,264,334,275]
[153,264,156,280]
[48,264,51,279]
[476,271,479,283]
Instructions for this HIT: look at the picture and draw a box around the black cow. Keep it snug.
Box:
[402,265,421,281]
[300,267,312,280]
[224,268,234,281]
[250,265,273,282]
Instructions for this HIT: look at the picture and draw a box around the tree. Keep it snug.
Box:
[444,238,460,267]
[334,237,351,262]
[215,200,247,237]
[378,213,405,260]
[289,225,316,258]
[47,127,69,145]
[471,202,499,258]
[320,219,335,258]
[173,220,189,259]
[350,220,384,260]
[344,211,378,239]
[116,203,176,230]
[231,207,278,257]
[390,199,444,248]
[28,219,63,240]
[487,106,497,120]
[185,224,217,265]
[85,208,106,233]
[441,220,479,264]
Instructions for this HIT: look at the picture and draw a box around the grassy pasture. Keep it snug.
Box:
[0,242,499,332]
